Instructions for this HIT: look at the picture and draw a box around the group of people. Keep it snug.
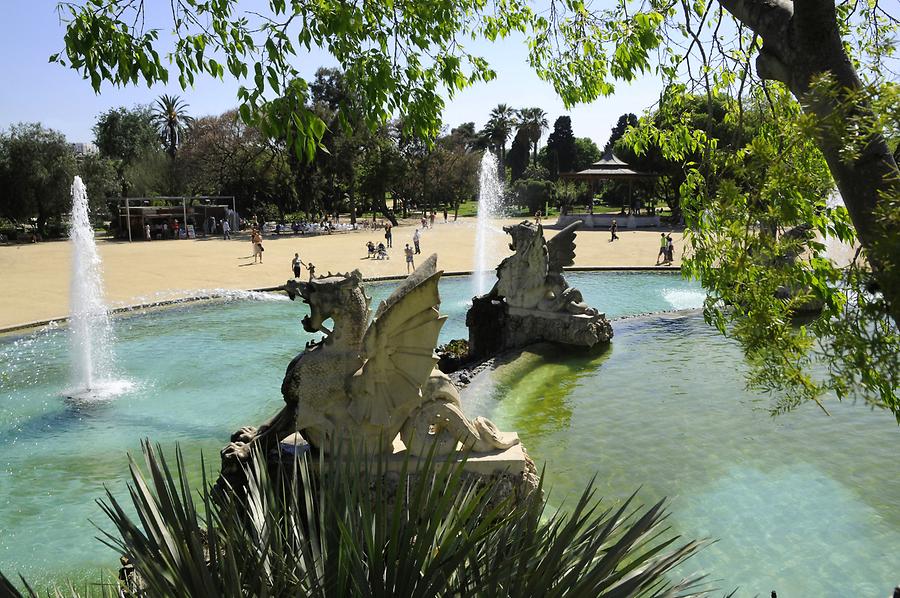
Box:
[271,219,356,235]
[143,217,231,241]
[291,252,316,280]
[204,216,231,239]
[366,240,389,260]
[656,233,675,265]
[373,223,424,273]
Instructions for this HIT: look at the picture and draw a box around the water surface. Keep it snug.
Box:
[1,272,896,595]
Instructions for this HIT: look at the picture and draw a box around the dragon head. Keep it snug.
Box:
[285,270,365,341]
[503,220,542,252]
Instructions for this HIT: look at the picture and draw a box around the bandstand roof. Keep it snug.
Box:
[560,150,659,181]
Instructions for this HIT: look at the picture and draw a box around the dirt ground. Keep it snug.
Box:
[0,218,683,329]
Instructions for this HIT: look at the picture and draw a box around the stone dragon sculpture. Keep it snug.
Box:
[223,255,517,463]
[490,220,598,315]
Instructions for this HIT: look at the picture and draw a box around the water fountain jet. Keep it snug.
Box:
[473,152,504,296]
[66,176,131,401]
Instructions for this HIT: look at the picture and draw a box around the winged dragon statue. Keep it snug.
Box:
[467,220,612,358]
[490,220,598,315]
[223,255,517,464]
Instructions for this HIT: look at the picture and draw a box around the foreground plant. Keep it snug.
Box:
[3,441,712,597]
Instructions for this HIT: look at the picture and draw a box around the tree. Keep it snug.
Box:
[482,104,516,179]
[506,128,531,181]
[449,122,480,152]
[178,110,291,217]
[77,153,119,216]
[517,107,549,163]
[151,94,194,159]
[513,178,555,214]
[603,114,638,155]
[93,106,161,196]
[55,0,900,412]
[543,116,577,180]
[0,123,76,236]
[573,137,602,172]
[614,93,741,223]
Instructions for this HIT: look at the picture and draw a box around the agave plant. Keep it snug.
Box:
[2,440,714,597]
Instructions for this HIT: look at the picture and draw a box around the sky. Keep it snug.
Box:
[0,1,664,148]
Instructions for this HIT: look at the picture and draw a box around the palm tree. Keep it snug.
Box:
[517,107,549,165]
[2,441,712,596]
[483,103,516,178]
[151,94,194,159]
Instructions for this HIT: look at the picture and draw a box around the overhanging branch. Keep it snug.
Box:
[717,0,793,56]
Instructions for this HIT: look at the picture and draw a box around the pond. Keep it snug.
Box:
[1,272,896,595]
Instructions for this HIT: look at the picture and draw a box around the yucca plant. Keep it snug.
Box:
[2,440,714,597]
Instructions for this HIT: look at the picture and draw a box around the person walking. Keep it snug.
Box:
[144,224,151,241]
[656,233,667,264]
[222,218,231,240]
[609,219,619,242]
[413,228,421,254]
[665,234,674,264]
[443,208,448,223]
[291,253,305,278]
[404,244,415,273]
[173,219,180,240]
[384,223,393,248]
[307,262,316,281]
[429,212,435,228]
[251,228,264,264]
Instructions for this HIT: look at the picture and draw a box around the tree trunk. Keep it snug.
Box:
[719,0,900,324]
[373,193,397,226]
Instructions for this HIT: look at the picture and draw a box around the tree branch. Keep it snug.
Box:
[717,0,793,56]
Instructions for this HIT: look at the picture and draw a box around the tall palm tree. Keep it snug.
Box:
[517,107,549,165]
[484,103,516,177]
[151,94,194,159]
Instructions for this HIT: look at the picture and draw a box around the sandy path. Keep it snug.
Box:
[0,219,683,329]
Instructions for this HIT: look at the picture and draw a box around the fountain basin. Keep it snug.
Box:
[1,272,896,596]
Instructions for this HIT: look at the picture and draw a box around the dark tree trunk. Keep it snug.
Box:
[720,0,900,323]
[372,192,397,226]
[349,190,357,225]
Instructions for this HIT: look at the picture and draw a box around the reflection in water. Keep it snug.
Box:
[476,343,612,439]
[479,312,900,597]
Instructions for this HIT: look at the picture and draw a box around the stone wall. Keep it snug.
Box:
[555,213,661,229]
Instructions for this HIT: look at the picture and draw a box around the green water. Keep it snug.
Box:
[1,272,897,595]
[467,313,900,596]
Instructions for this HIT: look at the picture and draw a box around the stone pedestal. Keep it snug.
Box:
[467,294,613,361]
[279,432,539,509]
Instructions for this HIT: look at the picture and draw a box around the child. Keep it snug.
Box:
[307,262,316,281]
[404,244,415,273]
[366,240,375,258]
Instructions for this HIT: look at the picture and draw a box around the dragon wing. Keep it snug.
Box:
[546,220,581,275]
[349,254,446,427]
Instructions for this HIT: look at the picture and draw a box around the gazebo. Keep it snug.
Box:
[556,151,661,229]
